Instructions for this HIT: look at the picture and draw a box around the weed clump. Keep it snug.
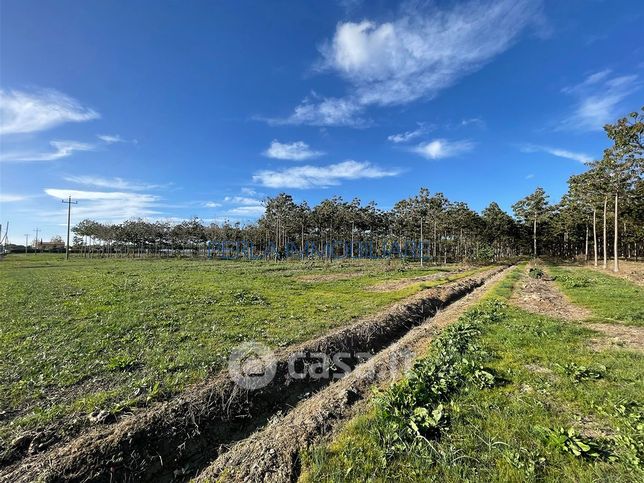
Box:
[536,426,613,460]
[561,362,606,383]
[373,300,506,455]
[528,267,545,279]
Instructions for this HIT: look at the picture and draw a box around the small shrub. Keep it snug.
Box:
[528,267,545,279]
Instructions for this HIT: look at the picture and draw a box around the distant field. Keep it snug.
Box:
[0,254,484,446]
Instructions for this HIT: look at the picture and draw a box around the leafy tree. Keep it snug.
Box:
[512,187,549,258]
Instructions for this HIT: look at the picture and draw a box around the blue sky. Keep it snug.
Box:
[1,0,643,244]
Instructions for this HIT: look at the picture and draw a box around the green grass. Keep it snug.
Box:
[301,266,644,482]
[549,266,643,326]
[0,254,486,446]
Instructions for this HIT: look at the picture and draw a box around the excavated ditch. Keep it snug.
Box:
[0,266,506,483]
[196,266,511,482]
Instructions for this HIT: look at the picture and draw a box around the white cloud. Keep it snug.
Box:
[460,117,485,128]
[227,205,266,216]
[0,89,99,135]
[224,196,263,205]
[559,70,640,131]
[277,0,541,126]
[253,160,399,189]
[263,140,324,160]
[412,139,474,159]
[43,188,161,222]
[97,134,125,144]
[272,95,369,127]
[520,144,592,163]
[204,201,222,208]
[387,123,433,143]
[0,194,27,203]
[63,175,166,191]
[219,193,266,218]
[0,140,95,162]
[525,173,535,179]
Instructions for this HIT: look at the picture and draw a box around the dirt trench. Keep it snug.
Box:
[195,267,511,482]
[0,266,506,483]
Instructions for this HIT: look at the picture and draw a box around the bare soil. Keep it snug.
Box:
[366,268,466,292]
[586,323,644,352]
[510,267,591,321]
[0,267,506,483]
[587,260,644,287]
[295,272,363,282]
[194,267,511,482]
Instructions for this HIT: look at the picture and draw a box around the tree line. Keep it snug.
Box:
[72,108,643,271]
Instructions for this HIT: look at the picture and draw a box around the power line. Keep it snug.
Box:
[62,196,78,260]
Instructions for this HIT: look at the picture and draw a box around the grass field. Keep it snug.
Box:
[301,266,644,481]
[0,254,484,448]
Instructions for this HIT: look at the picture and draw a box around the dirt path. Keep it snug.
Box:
[193,268,511,482]
[586,323,644,352]
[0,267,506,483]
[587,261,644,287]
[509,267,591,321]
[509,265,642,352]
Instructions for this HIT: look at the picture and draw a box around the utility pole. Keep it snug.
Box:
[24,234,29,254]
[62,196,78,260]
[34,228,40,254]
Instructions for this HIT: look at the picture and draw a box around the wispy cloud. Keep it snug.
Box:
[0,89,99,135]
[227,205,266,216]
[204,201,222,208]
[0,194,28,203]
[268,94,369,127]
[263,140,324,160]
[412,139,474,160]
[253,160,399,189]
[388,123,434,143]
[274,0,542,126]
[63,175,168,191]
[97,134,125,144]
[0,140,95,162]
[221,194,265,217]
[43,188,161,221]
[460,117,485,128]
[559,70,640,131]
[520,144,592,163]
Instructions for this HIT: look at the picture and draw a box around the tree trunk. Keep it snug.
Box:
[614,192,619,272]
[592,208,598,267]
[533,217,537,258]
[584,224,589,262]
[603,195,608,269]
